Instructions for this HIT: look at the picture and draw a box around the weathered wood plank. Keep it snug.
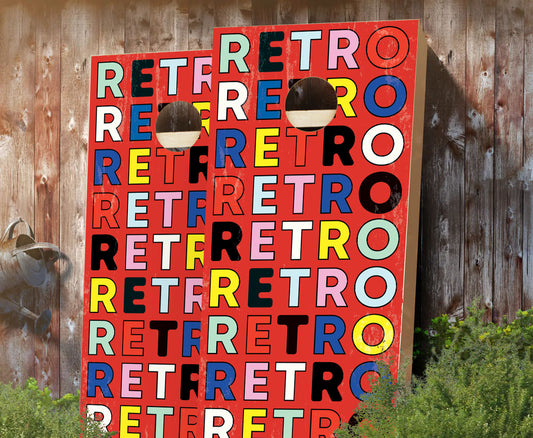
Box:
[60,0,99,395]
[277,0,308,24]
[34,4,61,396]
[376,0,424,21]
[98,0,126,55]
[377,0,397,21]
[493,0,524,323]
[215,0,252,27]
[464,0,495,318]
[150,0,189,52]
[419,0,466,326]
[391,0,424,20]
[0,2,37,388]
[188,0,214,49]
[345,0,380,22]
[309,0,349,23]
[522,0,533,310]
[125,0,151,53]
[252,0,276,25]
[239,0,253,24]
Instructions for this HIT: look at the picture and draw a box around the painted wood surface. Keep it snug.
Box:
[464,0,496,319]
[493,0,525,323]
[0,2,36,389]
[0,0,531,395]
[34,4,61,396]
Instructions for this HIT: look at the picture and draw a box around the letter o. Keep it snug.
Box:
[366,27,410,69]
[352,314,394,355]
[350,361,379,400]
[355,267,397,308]
[359,172,402,214]
[362,124,404,165]
[357,219,399,260]
[364,76,407,117]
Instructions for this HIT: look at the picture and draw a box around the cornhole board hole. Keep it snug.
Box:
[81,50,211,436]
[201,20,426,437]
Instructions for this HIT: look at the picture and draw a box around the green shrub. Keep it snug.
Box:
[0,378,115,437]
[336,306,533,438]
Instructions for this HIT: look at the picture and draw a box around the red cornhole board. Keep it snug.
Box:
[81,50,211,436]
[201,20,426,437]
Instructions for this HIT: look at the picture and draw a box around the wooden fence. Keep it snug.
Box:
[0,0,530,396]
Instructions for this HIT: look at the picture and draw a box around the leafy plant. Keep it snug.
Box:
[337,306,533,438]
[0,378,115,437]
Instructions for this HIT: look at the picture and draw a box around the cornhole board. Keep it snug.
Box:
[81,50,211,436]
[200,20,426,437]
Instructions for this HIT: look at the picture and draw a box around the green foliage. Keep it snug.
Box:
[337,306,533,438]
[0,378,116,438]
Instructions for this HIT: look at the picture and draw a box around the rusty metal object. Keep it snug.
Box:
[0,218,59,334]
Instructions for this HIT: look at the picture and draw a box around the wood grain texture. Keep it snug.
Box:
[59,0,99,395]
[188,0,215,49]
[345,0,379,22]
[99,1,126,55]
[524,0,533,310]
[150,0,189,52]
[309,0,350,23]
[125,0,151,53]
[377,0,397,21]
[386,0,423,20]
[493,0,525,323]
[277,0,308,24]
[0,2,37,388]
[252,0,276,25]
[215,0,252,27]
[34,4,61,396]
[419,0,466,325]
[464,0,495,318]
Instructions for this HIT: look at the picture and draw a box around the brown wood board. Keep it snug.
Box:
[0,2,37,388]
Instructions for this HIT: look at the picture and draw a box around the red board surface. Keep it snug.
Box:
[81,19,426,438]
[81,50,211,436]
[200,20,426,437]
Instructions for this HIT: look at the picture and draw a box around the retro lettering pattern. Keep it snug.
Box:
[82,19,426,438]
[201,20,426,437]
[82,50,211,436]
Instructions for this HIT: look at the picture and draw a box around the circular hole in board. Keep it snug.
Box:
[285,77,338,131]
[155,101,202,152]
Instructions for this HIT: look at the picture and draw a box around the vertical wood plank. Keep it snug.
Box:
[252,0,277,25]
[309,0,349,23]
[464,0,495,317]
[378,0,397,20]
[0,2,36,388]
[125,0,151,53]
[345,0,380,22]
[214,0,252,27]
[239,0,253,24]
[99,1,126,55]
[150,0,189,52]
[60,0,99,395]
[34,4,61,396]
[188,0,214,49]
[277,0,308,24]
[419,0,466,325]
[522,0,533,310]
[392,0,424,20]
[493,0,524,322]
[379,0,424,20]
